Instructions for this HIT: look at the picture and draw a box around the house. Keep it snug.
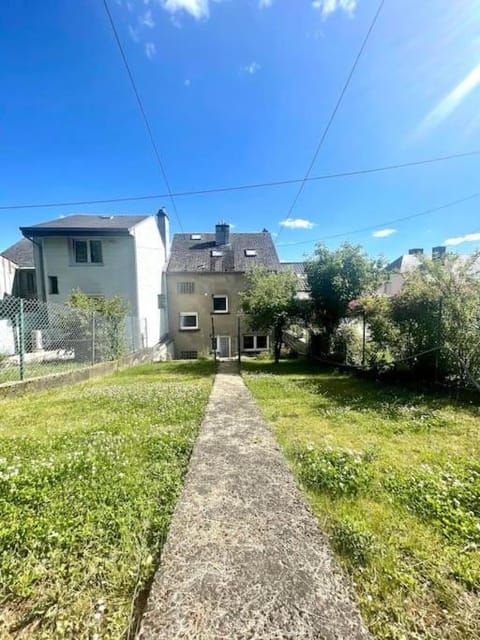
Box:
[167,223,280,359]
[0,238,37,299]
[378,247,443,296]
[20,211,170,349]
[281,261,310,299]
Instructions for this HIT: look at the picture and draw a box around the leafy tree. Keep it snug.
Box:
[66,290,130,361]
[305,243,384,354]
[241,267,300,363]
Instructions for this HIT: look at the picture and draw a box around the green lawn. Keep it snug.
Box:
[0,360,214,639]
[0,360,87,385]
[243,359,480,640]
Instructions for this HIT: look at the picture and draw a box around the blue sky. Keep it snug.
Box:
[1,0,480,261]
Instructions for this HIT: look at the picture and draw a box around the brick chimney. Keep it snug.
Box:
[432,246,446,261]
[156,208,170,252]
[215,222,230,246]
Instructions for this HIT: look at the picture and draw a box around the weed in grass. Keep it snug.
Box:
[331,518,378,566]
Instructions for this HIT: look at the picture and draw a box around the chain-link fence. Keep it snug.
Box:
[0,296,143,384]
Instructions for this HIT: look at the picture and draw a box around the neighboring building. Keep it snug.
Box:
[281,261,310,299]
[167,223,280,359]
[20,211,170,348]
[0,238,37,299]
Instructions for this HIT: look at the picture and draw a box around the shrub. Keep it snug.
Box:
[292,444,373,497]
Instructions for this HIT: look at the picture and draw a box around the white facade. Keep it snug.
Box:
[31,216,169,349]
[0,255,17,298]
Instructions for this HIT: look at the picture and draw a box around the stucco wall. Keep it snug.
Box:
[167,272,248,357]
[0,255,16,298]
[131,217,168,347]
[40,235,138,312]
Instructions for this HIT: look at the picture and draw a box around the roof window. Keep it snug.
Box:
[211,250,223,257]
[191,234,202,240]
[245,250,257,257]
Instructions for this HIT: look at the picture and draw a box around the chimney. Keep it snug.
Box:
[432,245,446,261]
[156,208,170,252]
[215,222,230,246]
[408,248,424,256]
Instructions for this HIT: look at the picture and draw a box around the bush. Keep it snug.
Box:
[292,444,373,497]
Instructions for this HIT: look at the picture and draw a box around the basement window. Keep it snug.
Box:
[179,312,199,330]
[180,350,198,359]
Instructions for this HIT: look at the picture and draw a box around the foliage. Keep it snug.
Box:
[292,444,373,497]
[66,290,130,361]
[0,360,214,638]
[241,267,301,363]
[243,360,480,639]
[305,243,384,354]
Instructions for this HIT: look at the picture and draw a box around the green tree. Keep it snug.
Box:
[66,290,130,361]
[305,243,384,354]
[241,268,300,363]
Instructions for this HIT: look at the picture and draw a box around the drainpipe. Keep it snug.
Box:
[28,237,46,302]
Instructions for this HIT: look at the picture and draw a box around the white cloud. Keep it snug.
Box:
[242,61,261,75]
[139,9,155,27]
[444,232,480,247]
[184,78,191,86]
[312,0,357,19]
[372,228,397,238]
[416,61,480,135]
[161,0,212,20]
[259,0,273,7]
[280,218,315,230]
[144,42,157,59]
[128,24,140,42]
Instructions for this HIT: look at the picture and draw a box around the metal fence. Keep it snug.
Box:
[0,296,142,384]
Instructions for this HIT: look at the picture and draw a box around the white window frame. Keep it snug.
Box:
[71,239,104,265]
[243,335,269,351]
[179,312,199,331]
[212,295,228,314]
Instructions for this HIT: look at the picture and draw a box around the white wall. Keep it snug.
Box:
[40,235,138,313]
[132,216,168,347]
[0,255,17,298]
[0,319,15,355]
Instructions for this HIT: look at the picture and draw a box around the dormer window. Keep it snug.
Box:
[211,250,223,257]
[245,250,257,257]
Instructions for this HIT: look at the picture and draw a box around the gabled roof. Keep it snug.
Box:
[168,232,280,273]
[386,254,422,273]
[21,214,150,238]
[280,261,306,277]
[1,238,34,268]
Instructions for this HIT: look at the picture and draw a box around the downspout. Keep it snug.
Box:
[28,237,46,302]
[131,230,142,350]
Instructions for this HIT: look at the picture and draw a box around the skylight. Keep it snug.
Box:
[191,234,201,240]
[211,250,223,257]
[245,250,257,257]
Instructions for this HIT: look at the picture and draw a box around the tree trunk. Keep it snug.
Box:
[273,323,282,364]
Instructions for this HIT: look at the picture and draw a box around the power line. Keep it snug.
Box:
[278,0,386,240]
[1,149,478,211]
[102,0,183,231]
[277,191,480,247]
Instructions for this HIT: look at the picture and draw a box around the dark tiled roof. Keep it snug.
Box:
[168,232,280,273]
[280,261,306,276]
[21,214,150,237]
[1,238,34,268]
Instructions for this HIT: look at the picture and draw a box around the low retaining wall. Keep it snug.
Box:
[0,340,174,399]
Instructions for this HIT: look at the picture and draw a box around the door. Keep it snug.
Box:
[217,335,231,358]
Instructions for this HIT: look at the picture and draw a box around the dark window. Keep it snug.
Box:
[90,240,103,263]
[48,276,59,295]
[180,350,198,359]
[180,313,198,330]
[213,295,228,313]
[256,335,268,349]
[243,335,255,350]
[74,240,88,263]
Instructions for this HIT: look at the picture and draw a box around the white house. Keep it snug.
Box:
[20,211,170,349]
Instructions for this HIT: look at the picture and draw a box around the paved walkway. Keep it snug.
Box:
[139,362,369,639]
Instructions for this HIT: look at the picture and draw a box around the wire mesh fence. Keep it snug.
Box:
[0,296,142,384]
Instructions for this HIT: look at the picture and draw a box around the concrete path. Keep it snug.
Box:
[138,362,369,639]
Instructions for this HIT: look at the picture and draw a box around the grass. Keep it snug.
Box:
[0,360,87,384]
[243,359,480,640]
[0,360,214,639]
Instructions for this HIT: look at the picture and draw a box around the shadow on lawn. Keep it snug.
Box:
[242,359,480,418]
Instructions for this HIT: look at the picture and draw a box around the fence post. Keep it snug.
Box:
[211,317,216,363]
[91,312,96,365]
[362,310,366,368]
[19,299,25,381]
[237,315,241,365]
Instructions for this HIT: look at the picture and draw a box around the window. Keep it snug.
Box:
[48,276,59,295]
[212,295,228,313]
[179,312,198,330]
[190,234,202,240]
[180,350,198,359]
[211,250,223,257]
[73,239,103,264]
[177,281,195,294]
[243,335,269,351]
[245,249,257,257]
[157,294,166,309]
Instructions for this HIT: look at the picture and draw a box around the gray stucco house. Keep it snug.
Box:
[167,223,280,359]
